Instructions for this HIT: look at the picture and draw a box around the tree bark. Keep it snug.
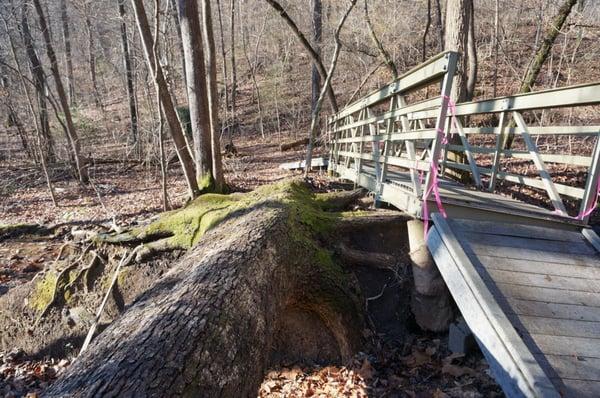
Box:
[32,0,88,183]
[466,2,477,101]
[117,0,139,151]
[84,13,101,108]
[264,0,338,113]
[201,0,225,192]
[59,0,75,107]
[177,0,214,188]
[45,185,363,397]
[131,0,200,199]
[443,0,471,180]
[444,0,471,103]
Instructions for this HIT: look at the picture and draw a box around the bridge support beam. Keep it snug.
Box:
[408,220,453,331]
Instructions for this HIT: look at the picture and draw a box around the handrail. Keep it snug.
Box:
[328,53,600,224]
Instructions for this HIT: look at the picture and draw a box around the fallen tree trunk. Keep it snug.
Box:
[42,182,365,397]
[280,137,309,151]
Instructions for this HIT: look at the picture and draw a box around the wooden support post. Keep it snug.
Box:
[408,220,453,331]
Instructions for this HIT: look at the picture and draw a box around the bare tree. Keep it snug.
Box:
[59,0,75,107]
[519,0,578,94]
[311,0,322,111]
[264,0,338,112]
[444,0,471,102]
[18,4,56,163]
[117,0,139,150]
[305,0,358,177]
[365,0,397,79]
[229,0,238,145]
[201,0,225,192]
[422,0,432,62]
[131,0,200,198]
[177,0,214,189]
[32,0,88,183]
[466,2,477,101]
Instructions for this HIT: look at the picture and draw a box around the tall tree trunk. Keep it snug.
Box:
[59,0,75,107]
[117,0,139,152]
[201,0,225,192]
[264,0,338,113]
[177,0,214,189]
[229,0,237,145]
[434,0,444,51]
[169,0,187,88]
[32,0,88,183]
[311,0,322,113]
[216,0,230,127]
[364,0,397,79]
[305,0,358,177]
[466,2,477,101]
[444,0,471,180]
[492,0,499,97]
[422,0,432,62]
[130,0,200,198]
[19,5,56,164]
[84,14,102,108]
[444,0,471,103]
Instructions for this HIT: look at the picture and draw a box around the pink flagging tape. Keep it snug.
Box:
[577,175,600,220]
[422,95,459,240]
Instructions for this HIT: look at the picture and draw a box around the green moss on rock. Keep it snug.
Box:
[30,272,58,312]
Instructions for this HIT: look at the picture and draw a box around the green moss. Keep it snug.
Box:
[30,272,58,312]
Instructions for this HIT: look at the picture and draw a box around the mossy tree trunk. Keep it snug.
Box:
[0,182,364,397]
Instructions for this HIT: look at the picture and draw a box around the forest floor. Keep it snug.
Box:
[0,133,503,397]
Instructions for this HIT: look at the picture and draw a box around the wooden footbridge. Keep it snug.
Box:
[328,52,600,397]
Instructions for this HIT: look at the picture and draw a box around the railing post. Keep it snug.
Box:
[422,52,458,202]
[579,131,600,222]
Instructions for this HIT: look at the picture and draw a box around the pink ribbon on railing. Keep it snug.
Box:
[422,95,460,240]
[577,175,600,220]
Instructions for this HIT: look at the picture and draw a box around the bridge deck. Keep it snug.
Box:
[428,214,600,398]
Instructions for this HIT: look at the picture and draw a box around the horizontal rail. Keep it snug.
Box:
[452,82,600,116]
[332,97,442,133]
[444,161,585,199]
[330,52,457,122]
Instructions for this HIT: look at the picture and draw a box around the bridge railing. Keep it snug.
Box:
[439,82,600,222]
[328,51,459,215]
[328,51,600,224]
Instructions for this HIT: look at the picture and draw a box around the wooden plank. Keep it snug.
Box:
[496,282,600,307]
[429,215,559,397]
[473,255,600,280]
[480,266,600,293]
[558,378,600,397]
[527,334,600,358]
[449,219,584,242]
[510,314,600,339]
[461,231,598,257]
[536,354,600,382]
[583,228,600,253]
[505,298,600,322]
[279,157,328,170]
